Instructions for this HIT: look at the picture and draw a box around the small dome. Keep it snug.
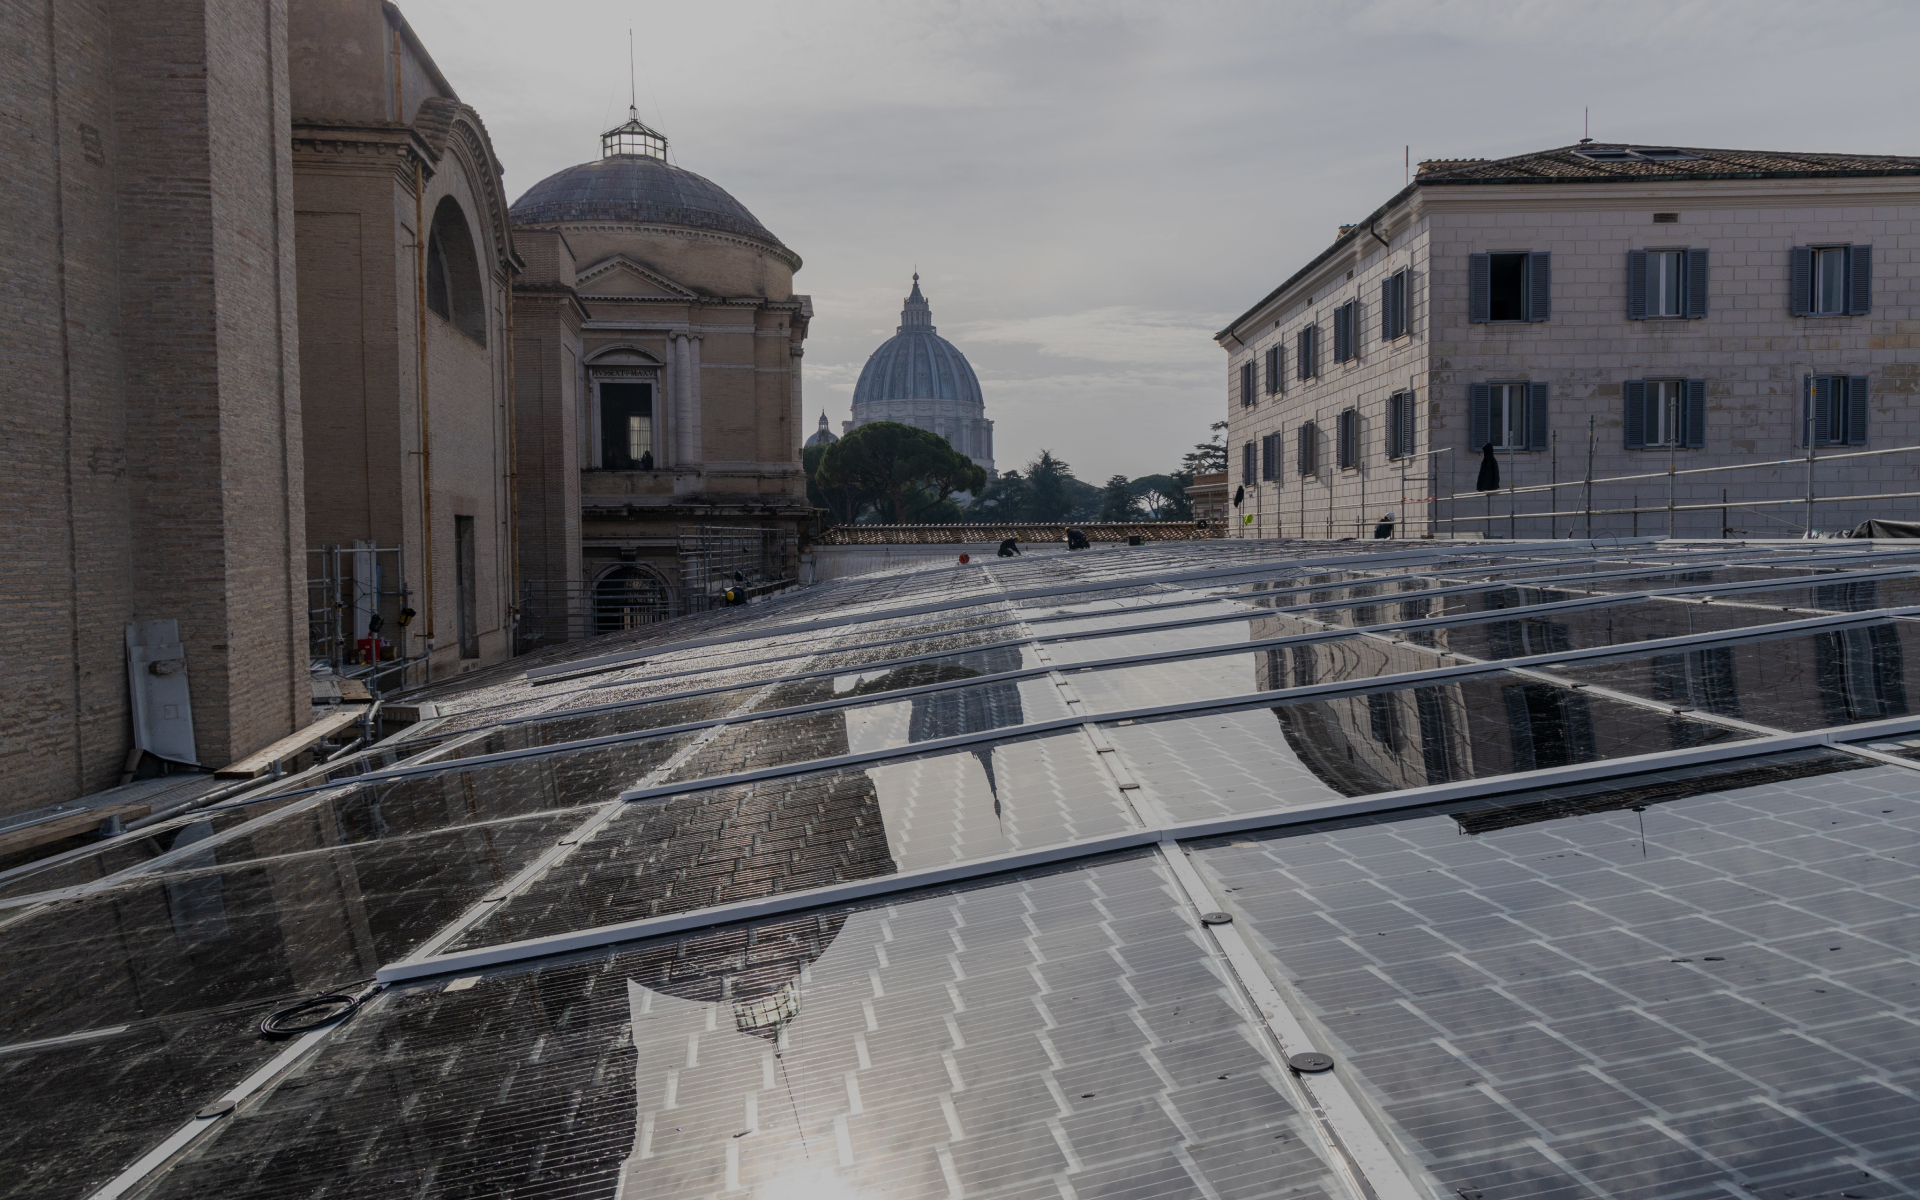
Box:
[509,111,785,246]
[805,411,839,449]
[851,276,983,407]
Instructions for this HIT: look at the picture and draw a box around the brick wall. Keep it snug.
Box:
[0,0,305,817]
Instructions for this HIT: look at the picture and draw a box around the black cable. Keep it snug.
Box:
[259,981,380,1039]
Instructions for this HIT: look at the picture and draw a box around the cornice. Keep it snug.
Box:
[516,220,803,272]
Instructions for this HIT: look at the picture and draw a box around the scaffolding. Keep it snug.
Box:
[677,525,791,613]
[307,543,423,693]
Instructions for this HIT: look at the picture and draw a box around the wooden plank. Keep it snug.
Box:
[214,710,365,779]
[0,803,151,858]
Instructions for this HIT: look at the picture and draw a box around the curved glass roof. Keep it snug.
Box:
[9,536,1920,1200]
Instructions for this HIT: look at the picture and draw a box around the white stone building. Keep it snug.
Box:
[1217,143,1920,541]
[846,275,995,477]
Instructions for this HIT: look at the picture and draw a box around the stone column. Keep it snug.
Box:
[687,333,703,466]
[671,332,689,465]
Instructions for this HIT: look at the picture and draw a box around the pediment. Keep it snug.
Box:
[586,344,666,369]
[575,254,698,300]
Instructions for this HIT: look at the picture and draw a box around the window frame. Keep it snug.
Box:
[1470,380,1549,451]
[1264,345,1284,395]
[1386,389,1416,460]
[1381,269,1410,340]
[1296,421,1318,477]
[1296,325,1319,381]
[1337,408,1359,470]
[1239,361,1256,408]
[1332,302,1357,364]
[1804,374,1870,447]
[1792,245,1872,317]
[1469,252,1551,324]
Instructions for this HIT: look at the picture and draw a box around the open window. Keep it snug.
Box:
[599,382,655,469]
[425,197,487,344]
[1469,252,1550,323]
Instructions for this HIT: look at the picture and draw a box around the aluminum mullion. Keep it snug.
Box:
[1154,839,1426,1200]
[525,544,1577,683]
[374,715,1920,985]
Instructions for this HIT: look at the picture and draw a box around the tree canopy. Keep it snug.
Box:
[814,421,986,524]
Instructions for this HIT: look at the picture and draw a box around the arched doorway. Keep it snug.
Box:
[593,566,668,634]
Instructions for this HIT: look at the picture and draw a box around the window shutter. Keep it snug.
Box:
[1623,379,1647,449]
[1395,271,1410,337]
[1847,375,1870,445]
[1400,389,1416,459]
[1527,252,1551,322]
[1848,246,1873,315]
[1262,434,1277,480]
[1790,246,1813,316]
[1684,379,1707,449]
[1266,346,1283,394]
[1338,409,1356,469]
[1810,375,1834,447]
[1526,381,1549,450]
[1297,423,1313,476]
[1469,382,1491,450]
[1296,327,1312,380]
[1469,254,1491,323]
[1351,301,1364,356]
[1272,429,1284,479]
[1240,362,1254,406]
[1627,250,1649,320]
[1333,305,1351,363]
[1242,440,1256,484]
[1380,276,1394,338]
[1684,248,1709,318]
[1386,392,1403,459]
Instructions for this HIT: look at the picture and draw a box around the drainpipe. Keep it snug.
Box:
[414,158,435,682]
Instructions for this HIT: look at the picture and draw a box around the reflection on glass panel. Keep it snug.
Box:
[1108,673,1747,822]
[451,729,1133,952]
[143,854,1348,1200]
[1557,620,1917,732]
[1190,750,1920,1200]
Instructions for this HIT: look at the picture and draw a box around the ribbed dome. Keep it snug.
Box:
[510,147,783,246]
[851,276,983,407]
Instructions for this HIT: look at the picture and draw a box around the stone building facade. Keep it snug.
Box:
[1218,144,1920,542]
[290,0,521,679]
[510,113,812,638]
[3,0,307,814]
[846,276,995,477]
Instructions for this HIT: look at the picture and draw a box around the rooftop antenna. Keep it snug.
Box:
[628,28,637,119]
[1405,145,1409,186]
[1581,106,1591,145]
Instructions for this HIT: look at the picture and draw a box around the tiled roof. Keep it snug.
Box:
[1418,142,1920,184]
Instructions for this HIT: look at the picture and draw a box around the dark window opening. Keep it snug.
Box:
[599,382,655,469]
[595,566,668,634]
[1296,325,1318,380]
[454,515,478,659]
[426,197,487,344]
[1337,408,1358,470]
[1488,253,1528,321]
[1296,421,1318,476]
[1265,345,1283,394]
[1332,302,1357,363]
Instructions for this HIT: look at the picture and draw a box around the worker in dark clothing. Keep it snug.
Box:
[1373,513,1395,539]
[1065,528,1090,550]
[997,537,1021,557]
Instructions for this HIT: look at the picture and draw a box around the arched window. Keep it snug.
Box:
[593,566,667,633]
[425,196,486,344]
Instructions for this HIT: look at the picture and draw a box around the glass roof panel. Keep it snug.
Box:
[447,728,1134,952]
[138,853,1353,1200]
[1189,751,1920,1200]
[1109,671,1751,823]
[1553,618,1920,731]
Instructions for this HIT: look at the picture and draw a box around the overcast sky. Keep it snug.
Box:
[401,0,1918,482]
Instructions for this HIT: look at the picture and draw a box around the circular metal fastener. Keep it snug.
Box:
[1200,911,1234,926]
[196,1101,236,1120]
[1288,1052,1335,1073]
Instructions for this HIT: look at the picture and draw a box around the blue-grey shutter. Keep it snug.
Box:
[1296,327,1310,379]
[1847,375,1870,445]
[1527,252,1551,321]
[1526,381,1549,450]
[1266,345,1282,394]
[1684,248,1709,318]
[1627,250,1649,320]
[1332,306,1350,363]
[1339,409,1356,468]
[1241,362,1255,406]
[1623,379,1647,448]
[1380,277,1394,338]
[1469,254,1491,323]
[1242,440,1255,484]
[1272,429,1283,479]
[1810,375,1834,447]
[1684,378,1707,449]
[1849,246,1873,315]
[1400,389,1416,459]
[1351,300,1364,355]
[1469,382,1491,449]
[1790,246,1813,316]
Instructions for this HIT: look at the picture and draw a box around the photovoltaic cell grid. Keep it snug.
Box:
[1192,751,1920,1200]
[140,853,1350,1200]
[5,538,1920,1200]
